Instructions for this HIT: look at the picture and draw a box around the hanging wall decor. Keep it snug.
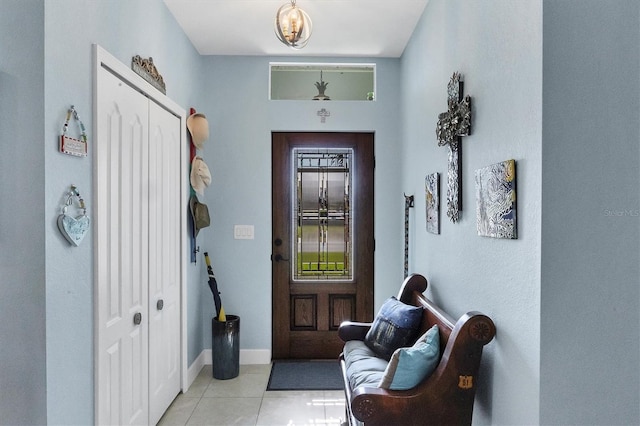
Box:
[404,193,414,278]
[436,72,472,223]
[425,173,440,235]
[317,108,330,123]
[313,71,330,100]
[475,159,517,239]
[57,184,90,246]
[132,55,166,94]
[59,105,88,157]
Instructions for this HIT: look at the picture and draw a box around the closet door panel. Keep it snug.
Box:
[148,101,182,425]
[96,69,150,426]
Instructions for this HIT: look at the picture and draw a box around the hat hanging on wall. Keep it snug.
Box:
[187,113,209,150]
[189,194,210,236]
[190,156,211,195]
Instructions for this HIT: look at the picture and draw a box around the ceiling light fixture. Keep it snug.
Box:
[274,0,312,49]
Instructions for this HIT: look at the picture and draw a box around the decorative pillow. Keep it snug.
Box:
[364,297,423,360]
[378,324,440,390]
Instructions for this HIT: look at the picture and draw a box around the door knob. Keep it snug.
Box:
[133,312,142,325]
[157,299,164,311]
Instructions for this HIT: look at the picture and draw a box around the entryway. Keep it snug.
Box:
[271,132,375,359]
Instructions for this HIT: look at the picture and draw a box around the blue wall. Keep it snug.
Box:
[42,1,205,424]
[541,1,640,424]
[400,1,543,423]
[2,1,402,423]
[0,1,46,424]
[402,1,640,424]
[198,56,403,351]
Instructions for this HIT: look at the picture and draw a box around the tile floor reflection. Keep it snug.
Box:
[157,364,346,426]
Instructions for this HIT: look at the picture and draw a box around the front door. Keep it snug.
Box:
[272,132,375,359]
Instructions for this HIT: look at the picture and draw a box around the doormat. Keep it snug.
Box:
[266,360,344,391]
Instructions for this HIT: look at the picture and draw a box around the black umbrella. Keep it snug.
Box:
[204,252,225,320]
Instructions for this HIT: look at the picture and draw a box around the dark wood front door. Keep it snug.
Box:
[272,132,375,359]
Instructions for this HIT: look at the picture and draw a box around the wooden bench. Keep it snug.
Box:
[338,274,496,425]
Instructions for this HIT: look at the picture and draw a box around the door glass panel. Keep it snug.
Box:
[293,148,353,281]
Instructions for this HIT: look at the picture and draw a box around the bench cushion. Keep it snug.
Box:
[378,324,440,390]
[343,340,388,389]
[364,297,424,360]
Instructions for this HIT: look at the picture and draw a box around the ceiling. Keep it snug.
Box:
[163,0,430,58]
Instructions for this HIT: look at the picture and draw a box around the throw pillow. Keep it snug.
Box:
[364,297,423,360]
[378,324,440,390]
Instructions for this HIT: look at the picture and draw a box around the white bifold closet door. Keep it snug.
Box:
[96,67,181,426]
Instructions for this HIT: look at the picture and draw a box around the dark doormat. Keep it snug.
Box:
[267,360,344,391]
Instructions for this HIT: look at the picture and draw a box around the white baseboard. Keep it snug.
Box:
[240,349,271,365]
[187,348,271,387]
[186,350,208,391]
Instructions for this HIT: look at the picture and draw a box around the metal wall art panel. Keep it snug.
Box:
[475,159,517,239]
[425,173,440,235]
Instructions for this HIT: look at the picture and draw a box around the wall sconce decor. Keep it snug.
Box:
[275,0,312,49]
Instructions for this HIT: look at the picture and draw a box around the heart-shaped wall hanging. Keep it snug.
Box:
[57,185,90,247]
[57,213,90,246]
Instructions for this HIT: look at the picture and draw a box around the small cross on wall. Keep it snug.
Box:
[317,108,330,123]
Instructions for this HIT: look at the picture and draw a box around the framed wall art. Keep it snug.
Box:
[425,173,440,235]
[475,159,517,239]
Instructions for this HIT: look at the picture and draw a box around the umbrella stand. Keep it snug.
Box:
[204,252,239,379]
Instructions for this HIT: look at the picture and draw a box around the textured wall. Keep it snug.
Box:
[199,55,404,351]
[400,1,543,424]
[541,1,640,424]
[43,1,205,424]
[0,1,46,424]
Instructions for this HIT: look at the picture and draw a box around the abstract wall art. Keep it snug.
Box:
[425,173,440,235]
[475,159,517,239]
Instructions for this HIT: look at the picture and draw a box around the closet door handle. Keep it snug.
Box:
[133,312,142,325]
[157,299,164,311]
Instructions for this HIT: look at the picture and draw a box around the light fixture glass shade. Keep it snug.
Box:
[274,0,312,49]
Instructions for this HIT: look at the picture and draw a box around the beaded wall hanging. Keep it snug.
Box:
[59,105,88,157]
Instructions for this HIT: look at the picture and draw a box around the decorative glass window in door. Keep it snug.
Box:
[293,148,353,281]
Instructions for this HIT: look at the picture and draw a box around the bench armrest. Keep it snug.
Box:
[338,321,371,342]
[350,387,417,425]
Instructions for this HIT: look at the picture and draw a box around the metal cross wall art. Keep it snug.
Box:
[436,72,472,223]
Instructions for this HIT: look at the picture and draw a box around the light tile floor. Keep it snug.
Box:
[157,364,347,426]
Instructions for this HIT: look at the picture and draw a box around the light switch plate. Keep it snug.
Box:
[234,225,254,240]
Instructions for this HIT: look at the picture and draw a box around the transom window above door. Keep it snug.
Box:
[270,63,376,101]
